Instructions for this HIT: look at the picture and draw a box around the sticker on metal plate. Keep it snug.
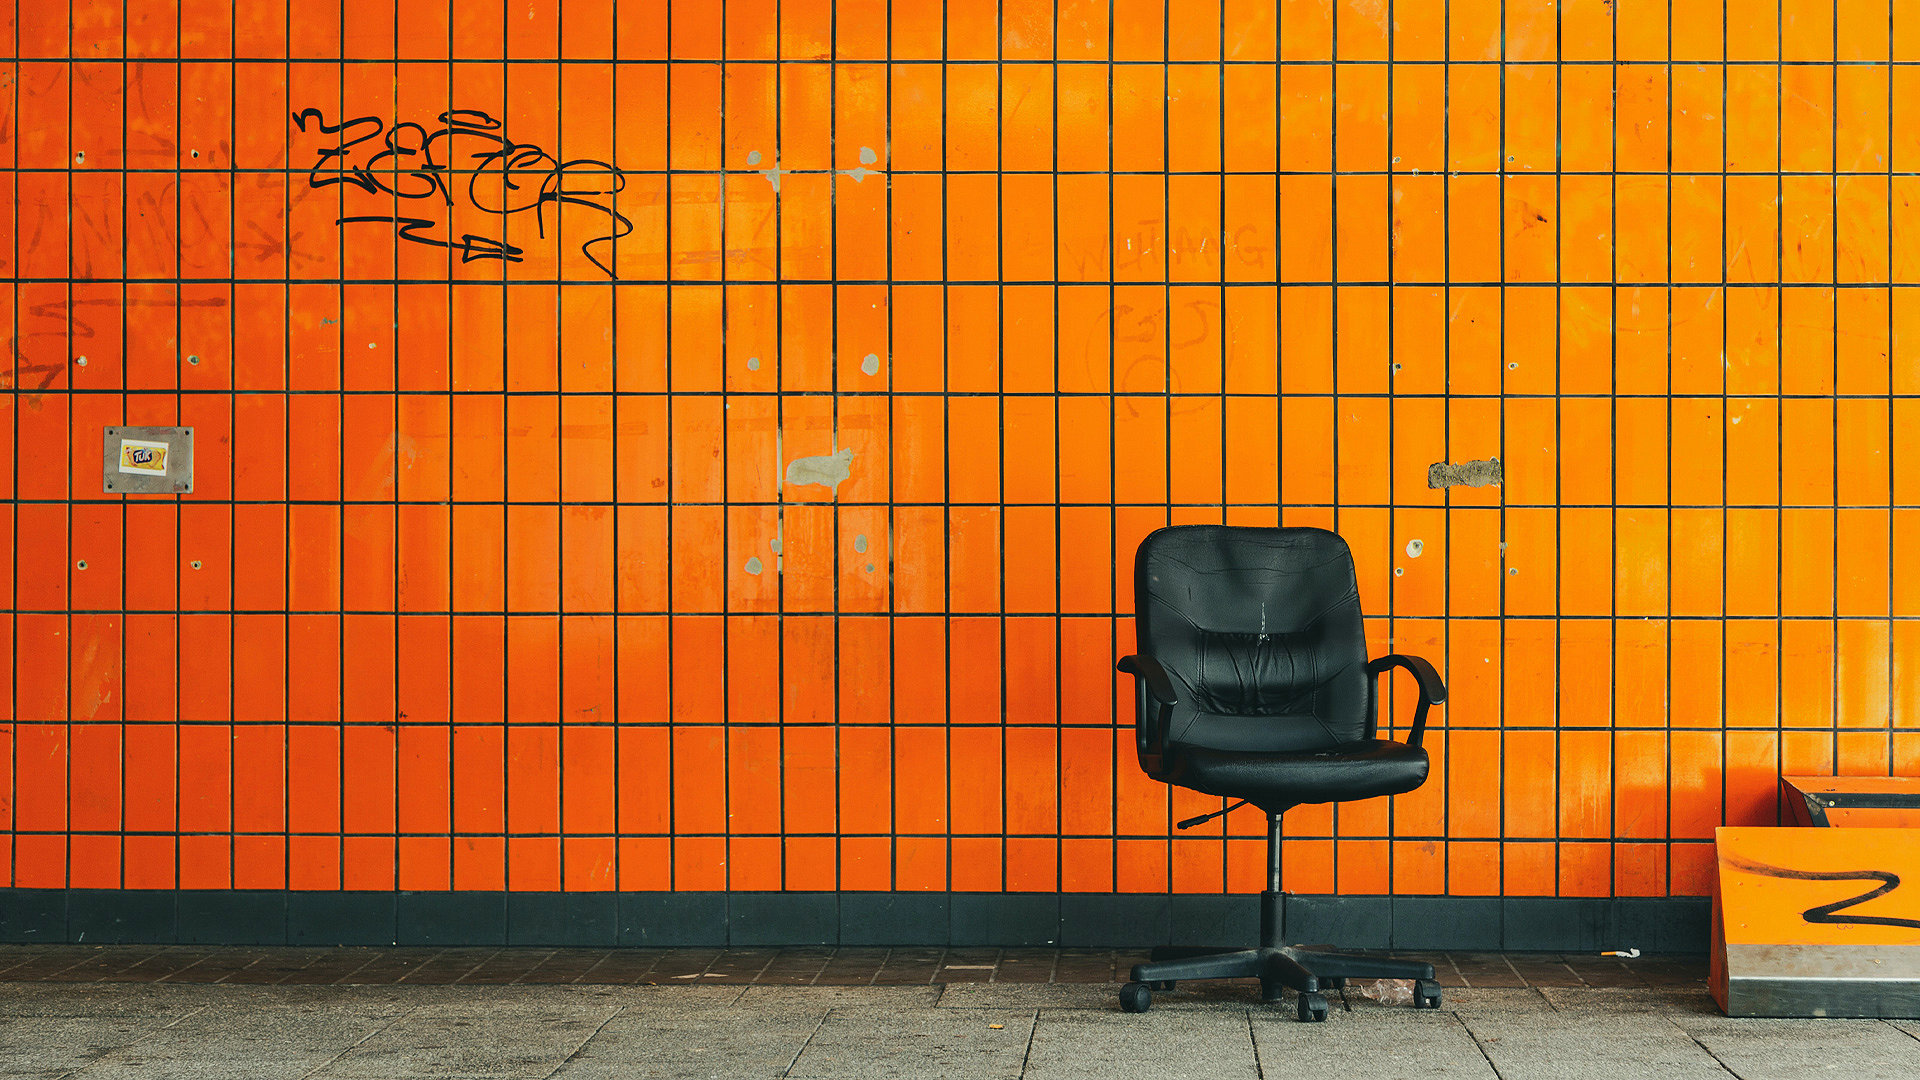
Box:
[117,439,170,475]
[103,426,194,494]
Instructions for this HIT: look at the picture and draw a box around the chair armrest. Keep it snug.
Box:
[1365,653,1447,746]
[1117,654,1177,775]
[1366,653,1447,702]
[1118,654,1178,706]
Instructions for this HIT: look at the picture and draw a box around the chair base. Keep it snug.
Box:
[1114,817,1442,1020]
[1120,938,1441,1019]
[1130,946,1436,998]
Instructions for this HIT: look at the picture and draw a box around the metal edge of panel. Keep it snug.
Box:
[1823,792,1920,809]
[1778,776,1920,824]
[1723,944,1920,1017]
[1724,976,1920,1018]
[1778,777,1824,826]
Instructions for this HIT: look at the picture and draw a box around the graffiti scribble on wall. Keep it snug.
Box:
[291,108,632,278]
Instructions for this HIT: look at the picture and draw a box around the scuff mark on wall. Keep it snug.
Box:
[375,431,419,493]
[387,431,418,471]
[1428,458,1503,489]
[843,145,882,182]
[746,149,785,191]
[785,447,855,493]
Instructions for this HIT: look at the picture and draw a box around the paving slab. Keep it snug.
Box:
[1538,986,1721,1014]
[1068,978,1288,1012]
[52,998,410,1080]
[1670,1016,1920,1080]
[1460,1011,1733,1080]
[589,986,748,1012]
[0,974,1908,1079]
[0,982,214,1018]
[789,1008,1037,1080]
[1253,1007,1496,1077]
[0,1012,200,1077]
[1435,986,1558,1016]
[1023,1008,1260,1080]
[400,984,655,1018]
[307,1011,617,1080]
[936,982,1121,1010]
[736,985,943,1009]
[550,1009,825,1080]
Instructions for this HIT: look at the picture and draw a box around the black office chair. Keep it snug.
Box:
[1115,525,1447,1021]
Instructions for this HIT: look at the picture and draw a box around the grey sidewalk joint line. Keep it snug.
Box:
[499,949,563,984]
[779,1006,836,1078]
[1457,1011,1510,1080]
[386,948,460,983]
[428,947,504,983]
[1666,1015,1748,1080]
[154,950,221,982]
[1015,1008,1040,1080]
[539,1002,629,1080]
[292,1000,421,1080]
[1499,954,1536,997]
[90,1000,215,1073]
[1246,1008,1266,1079]
[740,950,782,984]
[325,950,389,985]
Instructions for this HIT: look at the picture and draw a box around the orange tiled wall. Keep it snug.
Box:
[3,0,1916,900]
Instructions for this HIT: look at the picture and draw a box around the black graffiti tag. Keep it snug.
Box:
[291,108,632,278]
[1724,852,1920,931]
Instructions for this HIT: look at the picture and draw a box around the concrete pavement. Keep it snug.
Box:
[5,977,1918,1079]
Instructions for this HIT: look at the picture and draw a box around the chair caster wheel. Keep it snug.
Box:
[1414,979,1442,1009]
[1120,982,1153,1013]
[1298,991,1329,1022]
[1148,980,1177,992]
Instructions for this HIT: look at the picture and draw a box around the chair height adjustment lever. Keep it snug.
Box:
[1177,799,1249,829]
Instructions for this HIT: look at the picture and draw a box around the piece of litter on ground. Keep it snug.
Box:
[672,972,731,978]
[1602,949,1641,958]
[944,964,996,970]
[988,1024,1005,1030]
[1349,979,1413,1005]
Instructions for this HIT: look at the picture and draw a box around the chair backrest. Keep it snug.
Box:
[1134,525,1371,749]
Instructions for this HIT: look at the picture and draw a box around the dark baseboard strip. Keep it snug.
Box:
[0,889,1709,953]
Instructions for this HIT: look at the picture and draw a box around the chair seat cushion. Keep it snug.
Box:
[1164,739,1429,810]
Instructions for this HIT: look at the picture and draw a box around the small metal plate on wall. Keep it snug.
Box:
[103,426,193,494]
